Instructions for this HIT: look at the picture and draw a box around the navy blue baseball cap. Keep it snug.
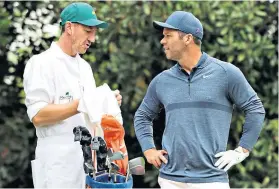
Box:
[153,11,203,40]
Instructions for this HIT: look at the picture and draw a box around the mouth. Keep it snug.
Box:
[163,47,169,51]
[84,41,91,49]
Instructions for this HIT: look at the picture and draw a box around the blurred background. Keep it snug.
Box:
[0,0,277,188]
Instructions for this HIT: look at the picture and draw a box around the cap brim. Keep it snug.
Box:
[78,19,108,28]
[153,21,178,31]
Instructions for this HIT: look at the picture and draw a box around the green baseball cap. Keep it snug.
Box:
[60,2,108,28]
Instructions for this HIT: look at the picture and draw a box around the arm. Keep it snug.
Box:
[24,56,75,127]
[134,76,161,152]
[134,75,168,168]
[227,65,265,151]
[214,65,265,171]
[32,99,79,127]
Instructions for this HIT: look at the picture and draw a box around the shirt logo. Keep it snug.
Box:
[59,92,73,104]
[203,74,212,79]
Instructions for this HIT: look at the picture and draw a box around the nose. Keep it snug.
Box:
[160,37,166,45]
[88,32,96,43]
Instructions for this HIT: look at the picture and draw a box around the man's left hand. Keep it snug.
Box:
[113,90,122,106]
[214,146,249,171]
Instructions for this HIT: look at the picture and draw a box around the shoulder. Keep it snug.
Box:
[159,64,177,78]
[208,57,246,86]
[26,48,53,67]
[148,64,178,85]
[24,48,55,77]
[151,69,169,84]
[147,66,174,91]
[78,57,92,70]
[208,56,241,74]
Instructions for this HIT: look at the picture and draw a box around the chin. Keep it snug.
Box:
[165,55,172,60]
[166,56,176,61]
[79,50,87,54]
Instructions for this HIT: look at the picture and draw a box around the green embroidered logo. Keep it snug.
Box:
[59,92,73,102]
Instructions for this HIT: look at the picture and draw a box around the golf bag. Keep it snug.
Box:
[73,118,134,188]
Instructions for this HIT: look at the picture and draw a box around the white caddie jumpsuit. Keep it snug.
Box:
[23,42,96,188]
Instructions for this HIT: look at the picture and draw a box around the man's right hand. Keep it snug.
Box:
[143,148,168,169]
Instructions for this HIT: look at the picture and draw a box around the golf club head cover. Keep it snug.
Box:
[73,126,92,146]
[82,145,94,174]
[80,127,92,146]
[94,136,108,171]
[74,126,95,175]
[73,126,82,142]
[101,115,128,175]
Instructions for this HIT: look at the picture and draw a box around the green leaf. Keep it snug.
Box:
[237,53,246,62]
[143,3,150,15]
[220,27,229,35]
[217,37,227,45]
[255,10,267,17]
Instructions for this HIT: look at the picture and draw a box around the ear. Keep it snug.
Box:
[183,34,192,46]
[64,22,73,35]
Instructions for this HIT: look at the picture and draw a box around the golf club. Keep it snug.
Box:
[125,163,130,182]
[125,157,145,182]
[106,149,124,182]
[110,162,120,183]
[107,148,113,157]
[109,151,125,161]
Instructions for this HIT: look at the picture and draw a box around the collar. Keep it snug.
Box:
[177,52,209,71]
[50,42,81,60]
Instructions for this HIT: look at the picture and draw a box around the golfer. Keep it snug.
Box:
[134,11,265,189]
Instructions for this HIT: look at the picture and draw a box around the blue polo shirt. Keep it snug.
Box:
[134,52,265,183]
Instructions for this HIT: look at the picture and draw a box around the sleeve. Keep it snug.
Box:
[227,64,265,151]
[134,75,163,152]
[23,56,55,122]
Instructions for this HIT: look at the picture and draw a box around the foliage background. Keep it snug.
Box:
[0,1,277,188]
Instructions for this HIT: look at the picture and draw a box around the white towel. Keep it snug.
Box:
[78,83,123,137]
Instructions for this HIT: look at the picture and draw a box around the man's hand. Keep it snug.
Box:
[144,148,168,169]
[113,90,122,106]
[214,146,250,171]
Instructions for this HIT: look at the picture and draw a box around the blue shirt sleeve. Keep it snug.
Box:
[134,74,163,152]
[227,64,265,151]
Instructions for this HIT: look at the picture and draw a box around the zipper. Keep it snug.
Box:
[181,69,192,96]
[188,68,198,96]
[188,77,191,96]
